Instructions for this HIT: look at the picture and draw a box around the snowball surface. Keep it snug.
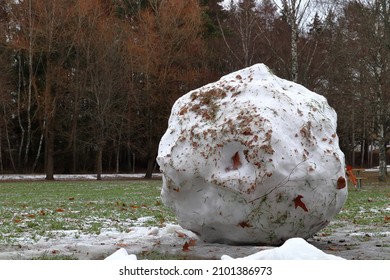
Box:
[157,64,347,245]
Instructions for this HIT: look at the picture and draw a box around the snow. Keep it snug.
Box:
[103,225,345,260]
[365,166,390,172]
[157,63,347,245]
[221,238,345,260]
[0,173,162,181]
[104,227,345,260]
[104,248,138,260]
[0,213,345,260]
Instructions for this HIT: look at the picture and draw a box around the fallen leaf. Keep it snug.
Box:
[13,219,22,223]
[26,214,36,218]
[384,216,390,222]
[179,106,188,115]
[232,152,241,170]
[293,195,309,212]
[327,247,339,251]
[176,231,188,238]
[55,208,65,213]
[188,239,196,246]
[39,210,47,216]
[238,221,252,228]
[182,241,190,252]
[182,239,197,252]
[68,197,75,201]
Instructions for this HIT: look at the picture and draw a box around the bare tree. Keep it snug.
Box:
[218,0,262,67]
[279,0,312,82]
[126,0,206,178]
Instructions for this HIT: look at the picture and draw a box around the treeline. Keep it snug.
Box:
[0,0,389,180]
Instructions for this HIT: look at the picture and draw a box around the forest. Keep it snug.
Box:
[0,0,389,180]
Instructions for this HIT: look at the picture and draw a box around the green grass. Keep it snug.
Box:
[335,181,390,227]
[0,180,176,245]
[337,187,389,226]
[1,177,389,258]
[321,174,390,235]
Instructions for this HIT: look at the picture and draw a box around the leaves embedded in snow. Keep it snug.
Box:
[157,63,347,245]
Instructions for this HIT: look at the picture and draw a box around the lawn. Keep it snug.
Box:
[312,170,390,240]
[333,172,390,229]
[0,176,389,259]
[0,180,176,245]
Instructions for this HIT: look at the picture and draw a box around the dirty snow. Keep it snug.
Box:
[157,63,347,245]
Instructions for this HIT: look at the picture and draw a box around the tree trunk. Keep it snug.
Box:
[25,0,33,167]
[17,53,25,170]
[369,140,374,167]
[0,126,3,172]
[360,138,365,167]
[32,131,44,172]
[96,145,103,180]
[351,101,355,166]
[44,128,55,180]
[291,18,298,82]
[72,129,77,174]
[144,152,156,179]
[378,123,387,181]
[116,143,120,174]
[44,61,55,181]
[3,105,16,172]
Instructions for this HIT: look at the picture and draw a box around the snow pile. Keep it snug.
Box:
[104,236,345,260]
[105,248,137,260]
[157,64,347,245]
[0,173,162,181]
[221,238,345,260]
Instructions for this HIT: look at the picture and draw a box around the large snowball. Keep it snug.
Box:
[157,64,347,245]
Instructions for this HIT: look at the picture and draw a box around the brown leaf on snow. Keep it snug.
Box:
[238,220,252,228]
[182,242,190,252]
[115,243,128,247]
[232,152,242,170]
[188,239,196,246]
[175,231,188,238]
[182,239,196,252]
[293,195,309,212]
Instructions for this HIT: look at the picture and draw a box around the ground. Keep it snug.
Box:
[0,173,389,260]
[310,221,390,260]
[0,219,389,260]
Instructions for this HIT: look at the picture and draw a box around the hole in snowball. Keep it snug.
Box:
[336,176,346,189]
[220,142,247,172]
